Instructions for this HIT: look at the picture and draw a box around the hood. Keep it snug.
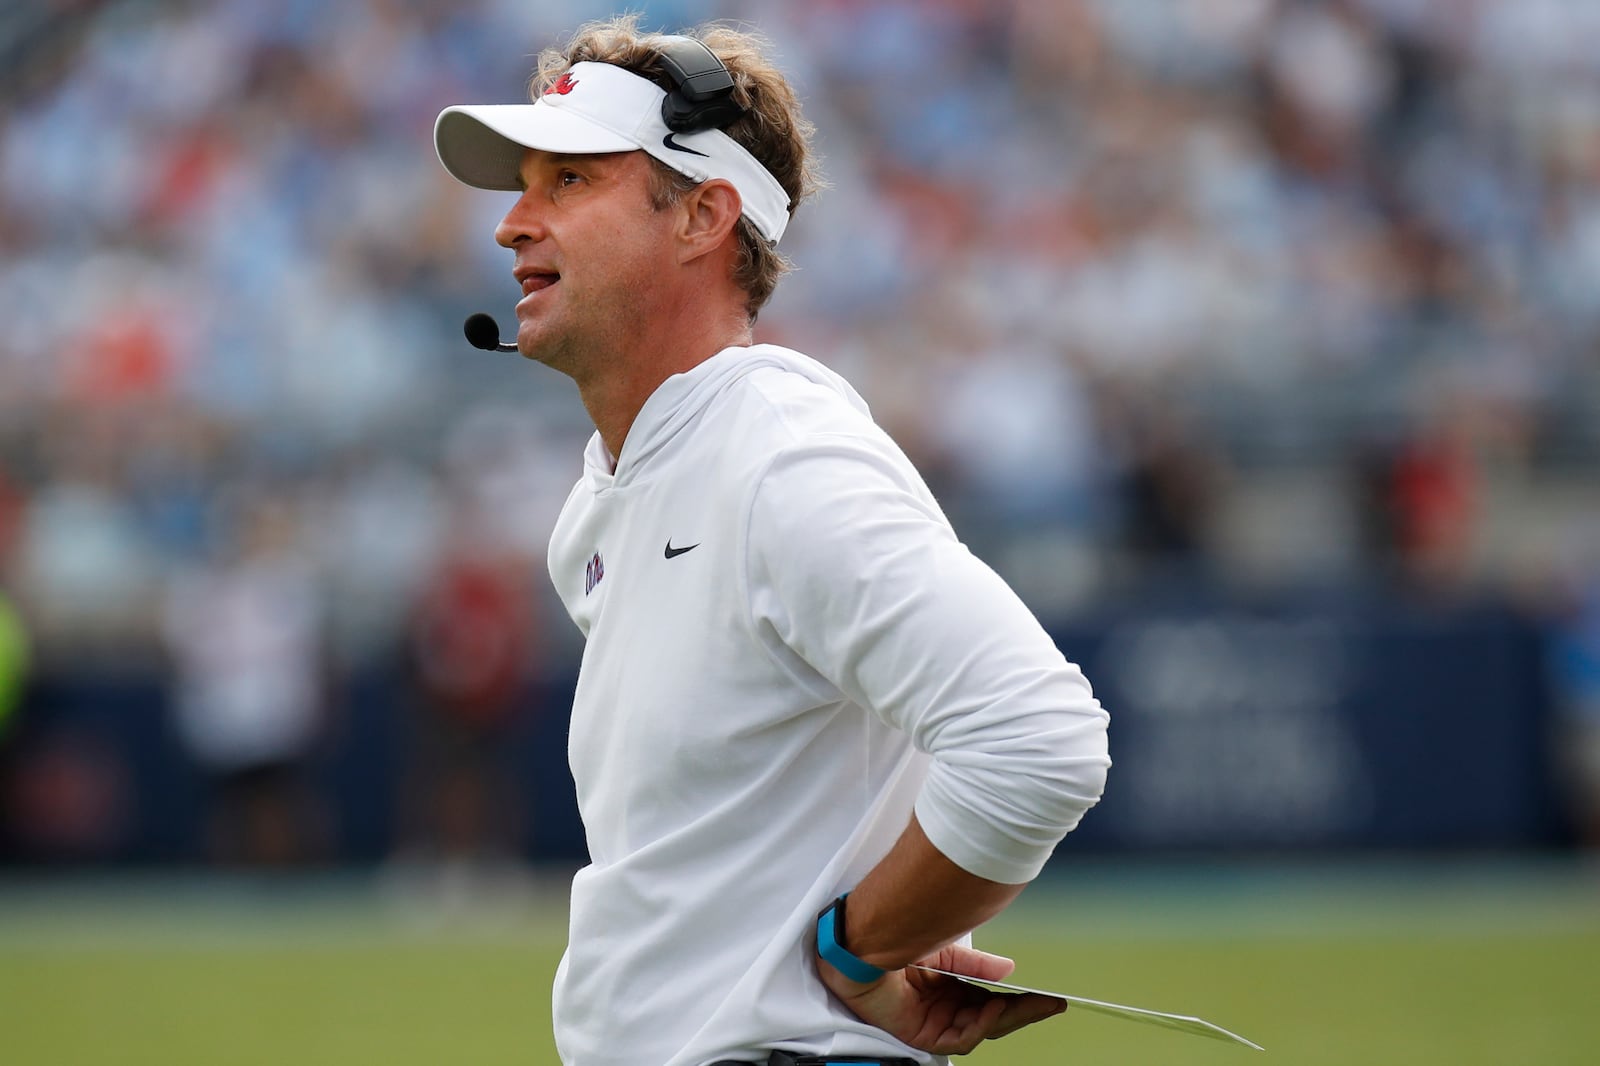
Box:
[581,344,870,490]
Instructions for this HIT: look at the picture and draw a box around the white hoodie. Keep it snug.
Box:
[547,344,1110,1066]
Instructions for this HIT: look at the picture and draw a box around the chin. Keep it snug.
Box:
[521,331,579,375]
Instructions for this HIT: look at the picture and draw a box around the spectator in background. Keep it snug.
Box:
[0,463,24,740]
[1108,389,1224,585]
[160,488,328,867]
[1355,394,1481,597]
[1548,575,1600,849]
[394,512,536,881]
[0,588,27,741]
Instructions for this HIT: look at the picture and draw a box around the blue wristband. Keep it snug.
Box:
[815,893,886,984]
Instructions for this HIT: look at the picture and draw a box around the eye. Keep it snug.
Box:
[556,169,583,188]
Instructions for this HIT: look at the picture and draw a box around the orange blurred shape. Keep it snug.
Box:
[62,309,176,405]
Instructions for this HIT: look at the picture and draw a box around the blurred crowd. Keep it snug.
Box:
[2,0,1600,862]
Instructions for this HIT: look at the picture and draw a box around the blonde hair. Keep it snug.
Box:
[532,15,821,321]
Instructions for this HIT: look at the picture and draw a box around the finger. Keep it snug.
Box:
[931,994,1010,1056]
[913,976,998,1037]
[931,944,1017,982]
[988,992,1069,1039]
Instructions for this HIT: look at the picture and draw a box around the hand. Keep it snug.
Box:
[817,943,1067,1056]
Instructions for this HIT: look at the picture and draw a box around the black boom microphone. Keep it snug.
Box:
[464,313,517,353]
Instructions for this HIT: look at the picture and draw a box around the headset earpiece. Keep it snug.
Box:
[656,35,744,133]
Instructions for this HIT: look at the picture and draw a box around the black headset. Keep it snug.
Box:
[655,35,744,133]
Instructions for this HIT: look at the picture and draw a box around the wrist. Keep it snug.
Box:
[815,893,889,985]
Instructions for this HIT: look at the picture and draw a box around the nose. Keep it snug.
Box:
[495,187,546,249]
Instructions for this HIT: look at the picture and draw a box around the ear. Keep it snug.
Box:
[676,178,743,265]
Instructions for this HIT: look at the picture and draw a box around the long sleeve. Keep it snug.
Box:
[745,434,1111,884]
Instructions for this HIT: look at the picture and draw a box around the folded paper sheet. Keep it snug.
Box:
[910,965,1265,1051]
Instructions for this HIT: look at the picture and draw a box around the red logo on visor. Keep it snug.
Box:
[547,73,579,96]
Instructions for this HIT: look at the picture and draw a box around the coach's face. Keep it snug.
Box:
[495,147,680,380]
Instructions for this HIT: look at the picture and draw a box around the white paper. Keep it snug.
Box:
[910,965,1265,1051]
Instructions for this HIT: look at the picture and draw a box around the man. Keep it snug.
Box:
[433,16,1110,1066]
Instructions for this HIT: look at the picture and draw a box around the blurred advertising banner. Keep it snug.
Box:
[0,601,1569,865]
[1054,601,1565,852]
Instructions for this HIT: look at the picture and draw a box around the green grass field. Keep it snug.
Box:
[2,860,1596,1065]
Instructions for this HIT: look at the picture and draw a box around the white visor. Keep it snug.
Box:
[434,61,791,244]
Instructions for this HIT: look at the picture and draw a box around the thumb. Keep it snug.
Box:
[926,944,1017,982]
